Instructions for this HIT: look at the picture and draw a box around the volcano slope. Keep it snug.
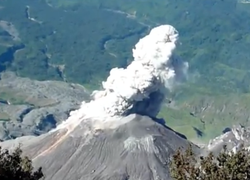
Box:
[0,24,197,179]
[0,114,197,180]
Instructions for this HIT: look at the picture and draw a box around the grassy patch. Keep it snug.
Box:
[0,89,27,105]
[158,106,205,141]
[159,93,250,142]
[0,112,10,121]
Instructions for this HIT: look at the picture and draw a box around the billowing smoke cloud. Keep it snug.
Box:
[59,25,188,129]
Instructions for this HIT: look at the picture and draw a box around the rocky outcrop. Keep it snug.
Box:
[0,71,90,140]
[204,125,250,156]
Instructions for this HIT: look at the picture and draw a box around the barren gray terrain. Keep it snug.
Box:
[1,114,198,180]
[0,71,89,140]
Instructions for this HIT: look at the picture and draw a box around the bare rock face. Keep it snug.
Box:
[206,125,250,155]
[1,114,198,180]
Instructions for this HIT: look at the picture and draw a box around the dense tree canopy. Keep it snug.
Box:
[0,146,44,180]
[2,0,250,92]
[170,144,250,180]
[0,0,146,88]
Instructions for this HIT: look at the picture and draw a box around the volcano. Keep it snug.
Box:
[0,24,196,180]
[1,114,198,180]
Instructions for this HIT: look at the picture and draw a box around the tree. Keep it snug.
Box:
[170,144,250,180]
[0,145,44,180]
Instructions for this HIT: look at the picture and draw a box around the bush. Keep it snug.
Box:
[0,146,44,180]
[170,144,250,180]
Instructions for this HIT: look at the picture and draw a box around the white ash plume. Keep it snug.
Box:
[58,24,188,130]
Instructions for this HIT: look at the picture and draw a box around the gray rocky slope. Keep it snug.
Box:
[205,125,250,155]
[1,71,249,179]
[0,114,199,180]
[0,71,89,140]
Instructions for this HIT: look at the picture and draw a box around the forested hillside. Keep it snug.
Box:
[1,0,250,142]
[0,0,147,87]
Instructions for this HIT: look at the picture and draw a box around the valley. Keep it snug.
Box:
[1,0,250,143]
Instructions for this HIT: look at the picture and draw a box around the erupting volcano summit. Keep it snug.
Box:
[0,25,193,180]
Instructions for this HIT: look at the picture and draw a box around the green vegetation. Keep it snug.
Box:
[48,0,250,94]
[0,0,147,87]
[1,0,249,93]
[0,87,58,107]
[1,0,250,141]
[159,92,250,142]
[0,90,27,105]
[0,112,10,122]
[170,144,250,180]
[0,146,44,180]
[158,107,204,141]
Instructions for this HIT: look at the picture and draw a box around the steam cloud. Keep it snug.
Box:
[63,25,188,126]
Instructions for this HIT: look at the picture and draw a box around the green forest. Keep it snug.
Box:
[1,0,250,93]
[1,0,250,141]
[0,0,147,87]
